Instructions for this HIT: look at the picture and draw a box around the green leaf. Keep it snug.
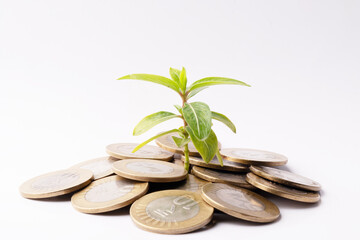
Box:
[172,136,190,148]
[179,67,187,93]
[186,126,218,163]
[117,74,180,93]
[186,86,208,99]
[169,67,181,84]
[174,105,183,115]
[133,111,180,136]
[188,77,250,93]
[216,148,223,167]
[211,111,236,133]
[183,102,212,141]
[132,129,180,153]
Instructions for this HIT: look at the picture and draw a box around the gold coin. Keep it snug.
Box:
[71,175,148,213]
[172,158,184,167]
[191,166,254,189]
[246,173,320,203]
[201,183,280,223]
[175,174,209,193]
[181,155,248,172]
[155,133,221,156]
[19,169,93,199]
[106,143,174,161]
[112,159,187,183]
[220,148,288,166]
[70,156,118,180]
[130,190,214,234]
[250,166,321,191]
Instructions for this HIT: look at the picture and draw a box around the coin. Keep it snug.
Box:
[201,183,280,223]
[71,175,148,213]
[250,166,321,191]
[70,156,118,180]
[106,143,174,161]
[220,148,288,166]
[246,173,320,203]
[112,159,187,183]
[130,190,214,234]
[175,174,209,192]
[19,169,93,199]
[155,132,221,156]
[180,155,248,172]
[172,158,184,167]
[191,166,254,189]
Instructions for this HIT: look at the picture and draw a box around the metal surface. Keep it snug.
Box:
[106,143,174,161]
[201,183,280,223]
[70,156,117,180]
[250,166,321,191]
[181,155,248,172]
[220,148,288,166]
[71,175,148,213]
[112,159,187,182]
[246,173,321,203]
[19,168,93,199]
[191,166,254,189]
[130,190,214,234]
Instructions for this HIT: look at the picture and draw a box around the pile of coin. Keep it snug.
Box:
[19,135,322,234]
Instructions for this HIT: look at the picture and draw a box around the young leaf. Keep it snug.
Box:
[216,148,223,167]
[118,74,180,93]
[188,77,250,93]
[186,87,208,99]
[132,129,180,153]
[186,126,218,163]
[179,67,187,93]
[183,102,212,141]
[133,111,180,136]
[211,111,236,133]
[172,136,190,148]
[174,105,183,115]
[169,67,181,84]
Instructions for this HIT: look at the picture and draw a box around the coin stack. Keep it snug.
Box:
[19,134,322,234]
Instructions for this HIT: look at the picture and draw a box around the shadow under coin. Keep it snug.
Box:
[27,193,72,202]
[95,205,131,217]
[213,212,280,227]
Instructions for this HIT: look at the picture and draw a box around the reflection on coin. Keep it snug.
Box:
[106,143,174,161]
[112,159,187,183]
[246,173,320,203]
[181,155,248,172]
[250,166,321,191]
[71,175,148,213]
[70,156,117,180]
[220,148,288,166]
[130,190,214,234]
[175,174,209,193]
[19,169,93,199]
[155,133,221,156]
[201,183,280,223]
[191,166,254,189]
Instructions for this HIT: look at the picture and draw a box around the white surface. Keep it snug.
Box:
[1,0,359,239]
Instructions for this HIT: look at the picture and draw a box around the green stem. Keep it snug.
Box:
[184,143,190,171]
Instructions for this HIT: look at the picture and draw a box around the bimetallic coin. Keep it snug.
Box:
[19,169,93,199]
[130,190,214,234]
[246,173,320,203]
[191,166,254,189]
[220,148,288,166]
[175,174,209,193]
[106,143,174,161]
[155,133,221,157]
[201,183,280,223]
[172,158,184,167]
[70,156,117,180]
[181,155,248,172]
[250,166,321,191]
[71,175,148,213]
[112,159,187,183]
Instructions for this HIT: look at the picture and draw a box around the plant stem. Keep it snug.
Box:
[181,93,190,171]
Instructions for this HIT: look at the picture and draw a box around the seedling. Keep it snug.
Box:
[118,67,250,170]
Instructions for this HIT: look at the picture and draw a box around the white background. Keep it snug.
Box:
[1,0,359,239]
